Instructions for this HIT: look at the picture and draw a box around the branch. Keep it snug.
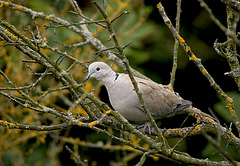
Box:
[65,145,86,166]
[0,120,72,131]
[197,0,240,90]
[1,14,155,158]
[198,0,240,46]
[202,131,238,166]
[225,5,240,89]
[169,0,182,88]
[219,0,240,11]
[157,2,240,136]
[2,0,149,80]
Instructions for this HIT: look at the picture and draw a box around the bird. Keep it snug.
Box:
[85,62,211,128]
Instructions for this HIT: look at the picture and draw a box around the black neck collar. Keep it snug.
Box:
[114,73,119,82]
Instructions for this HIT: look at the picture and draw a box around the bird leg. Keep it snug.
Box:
[120,124,124,138]
[136,122,151,135]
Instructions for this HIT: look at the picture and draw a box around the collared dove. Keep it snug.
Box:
[85,62,210,123]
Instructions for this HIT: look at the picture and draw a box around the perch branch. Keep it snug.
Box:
[157,2,240,136]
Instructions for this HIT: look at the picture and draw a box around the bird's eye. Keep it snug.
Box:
[96,67,100,71]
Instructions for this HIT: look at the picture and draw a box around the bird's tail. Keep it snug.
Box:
[184,106,214,120]
[175,100,214,120]
[174,100,192,112]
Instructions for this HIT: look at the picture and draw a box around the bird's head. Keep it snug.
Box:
[85,62,114,82]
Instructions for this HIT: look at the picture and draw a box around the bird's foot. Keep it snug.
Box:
[136,122,151,135]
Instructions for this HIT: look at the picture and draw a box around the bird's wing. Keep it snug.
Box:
[135,77,182,118]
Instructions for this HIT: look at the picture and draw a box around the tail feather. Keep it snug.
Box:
[174,100,192,112]
[175,100,214,120]
[184,107,214,119]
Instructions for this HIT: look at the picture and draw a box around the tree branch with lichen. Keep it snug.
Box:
[0,0,240,165]
[157,2,240,137]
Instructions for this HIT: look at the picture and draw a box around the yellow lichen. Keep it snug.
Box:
[18,5,23,11]
[190,125,200,135]
[106,110,111,114]
[226,97,233,104]
[228,131,237,138]
[45,16,50,20]
[178,35,184,45]
[172,129,182,136]
[168,23,172,29]
[89,121,98,127]
[4,29,18,41]
[189,54,197,61]
[202,68,207,75]
[78,121,83,126]
[4,2,9,7]
[225,97,236,114]
[167,83,174,92]
[185,46,191,53]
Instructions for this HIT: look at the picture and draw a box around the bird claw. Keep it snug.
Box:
[136,122,151,135]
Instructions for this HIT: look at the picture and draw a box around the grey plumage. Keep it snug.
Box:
[85,62,207,123]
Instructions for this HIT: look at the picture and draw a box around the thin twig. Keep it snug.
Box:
[65,145,86,166]
[157,2,240,136]
[135,152,149,166]
[110,10,129,23]
[202,131,238,166]
[169,0,182,88]
[54,40,89,48]
[197,0,240,46]
[28,68,50,93]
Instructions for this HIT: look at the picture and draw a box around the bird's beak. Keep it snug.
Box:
[84,72,92,82]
